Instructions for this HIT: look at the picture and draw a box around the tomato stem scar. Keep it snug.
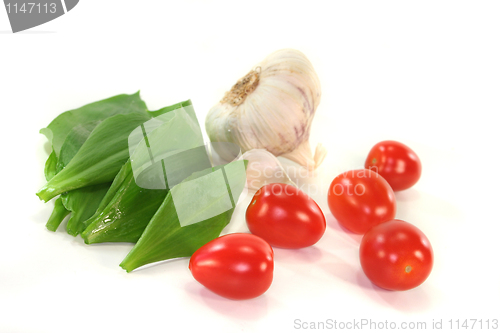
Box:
[405,265,412,273]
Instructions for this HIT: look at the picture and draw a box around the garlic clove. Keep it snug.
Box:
[240,149,296,191]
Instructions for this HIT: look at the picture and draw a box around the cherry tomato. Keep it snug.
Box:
[189,233,274,300]
[359,219,433,291]
[246,183,326,249]
[365,140,422,191]
[327,169,396,234]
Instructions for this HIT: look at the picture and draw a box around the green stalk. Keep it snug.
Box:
[45,197,71,232]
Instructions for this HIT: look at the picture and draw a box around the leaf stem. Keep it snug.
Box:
[45,197,71,232]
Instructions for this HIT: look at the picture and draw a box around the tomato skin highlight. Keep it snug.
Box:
[359,219,433,291]
[246,183,326,249]
[189,233,274,300]
[365,140,422,191]
[327,169,396,234]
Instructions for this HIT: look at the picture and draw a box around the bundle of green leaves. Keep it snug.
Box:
[37,92,246,272]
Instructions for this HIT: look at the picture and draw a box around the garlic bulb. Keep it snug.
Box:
[205,48,326,170]
[241,149,295,191]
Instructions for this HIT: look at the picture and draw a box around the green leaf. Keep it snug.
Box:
[119,161,247,272]
[44,150,58,181]
[147,99,195,120]
[56,121,101,174]
[80,161,168,244]
[40,92,147,158]
[40,96,197,237]
[61,183,111,236]
[46,120,110,234]
[119,193,234,272]
[45,197,71,232]
[36,112,151,202]
[86,158,134,225]
[80,101,206,244]
[128,104,205,190]
[41,92,146,189]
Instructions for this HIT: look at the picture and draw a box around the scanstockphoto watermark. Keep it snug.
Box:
[294,318,427,330]
[293,318,499,330]
[248,162,380,198]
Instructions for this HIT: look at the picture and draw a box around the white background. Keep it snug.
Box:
[1,1,500,332]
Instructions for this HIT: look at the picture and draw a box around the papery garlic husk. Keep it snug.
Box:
[205,48,326,171]
[240,149,296,191]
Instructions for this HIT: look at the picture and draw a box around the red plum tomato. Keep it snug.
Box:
[189,233,274,300]
[246,183,326,249]
[359,219,433,291]
[327,169,396,234]
[365,140,422,191]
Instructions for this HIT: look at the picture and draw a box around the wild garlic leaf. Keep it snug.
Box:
[129,104,204,190]
[85,158,134,225]
[147,99,196,121]
[56,121,101,174]
[80,102,204,244]
[37,112,151,202]
[61,183,111,236]
[119,160,247,272]
[45,120,110,233]
[40,92,148,158]
[44,150,58,181]
[80,161,168,244]
[119,193,235,272]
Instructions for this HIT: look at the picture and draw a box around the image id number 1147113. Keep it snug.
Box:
[448,319,498,330]
[5,2,57,14]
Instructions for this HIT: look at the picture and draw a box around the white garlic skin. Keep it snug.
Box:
[240,149,296,191]
[206,48,326,170]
